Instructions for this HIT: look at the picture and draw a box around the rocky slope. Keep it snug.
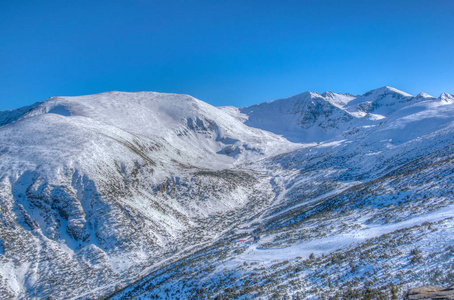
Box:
[405,285,454,299]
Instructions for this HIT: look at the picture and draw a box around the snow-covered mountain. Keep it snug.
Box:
[1,87,454,299]
[240,86,453,143]
[0,91,297,299]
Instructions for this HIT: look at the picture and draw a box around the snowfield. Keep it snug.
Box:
[1,87,454,299]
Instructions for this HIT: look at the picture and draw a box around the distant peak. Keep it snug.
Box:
[298,91,321,97]
[415,92,434,99]
[439,93,454,103]
[321,91,335,97]
[287,91,321,101]
[321,91,355,98]
[321,91,355,107]
[362,86,412,98]
[309,91,322,98]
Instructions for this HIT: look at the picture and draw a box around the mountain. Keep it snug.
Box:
[1,87,454,299]
[240,86,453,143]
[0,91,297,299]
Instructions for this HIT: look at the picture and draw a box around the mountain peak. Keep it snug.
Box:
[318,91,355,108]
[415,92,434,99]
[362,86,412,98]
[296,91,322,99]
[321,91,353,97]
[439,93,454,103]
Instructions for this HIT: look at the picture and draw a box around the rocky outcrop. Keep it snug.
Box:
[405,285,454,299]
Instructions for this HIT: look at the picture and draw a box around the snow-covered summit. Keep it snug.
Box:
[241,86,454,143]
[345,86,414,115]
[0,91,297,177]
[360,85,412,99]
[439,92,454,103]
[415,92,434,99]
[240,91,354,142]
[320,91,355,107]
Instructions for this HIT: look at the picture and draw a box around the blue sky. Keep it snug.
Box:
[1,0,453,110]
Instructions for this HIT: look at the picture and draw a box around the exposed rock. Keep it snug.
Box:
[405,285,454,299]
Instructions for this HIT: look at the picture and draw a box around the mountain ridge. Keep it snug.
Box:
[240,86,454,143]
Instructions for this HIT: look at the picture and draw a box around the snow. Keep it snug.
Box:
[416,92,434,99]
[0,102,41,127]
[239,205,454,264]
[0,91,302,183]
[0,261,30,297]
[361,85,413,98]
[439,93,454,103]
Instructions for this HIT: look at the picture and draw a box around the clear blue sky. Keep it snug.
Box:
[1,0,453,110]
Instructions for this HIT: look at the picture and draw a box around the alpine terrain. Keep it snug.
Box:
[1,86,454,299]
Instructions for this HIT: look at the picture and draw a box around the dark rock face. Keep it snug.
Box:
[405,285,454,299]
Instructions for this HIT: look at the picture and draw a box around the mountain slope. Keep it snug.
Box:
[240,91,355,142]
[0,91,298,299]
[109,87,454,300]
[108,124,454,298]
[1,87,454,299]
[0,102,42,127]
